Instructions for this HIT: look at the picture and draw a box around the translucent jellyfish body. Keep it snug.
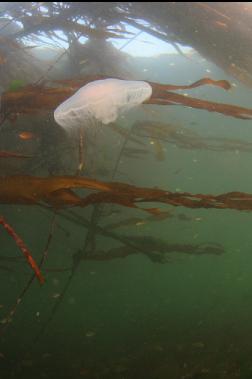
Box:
[54,78,152,130]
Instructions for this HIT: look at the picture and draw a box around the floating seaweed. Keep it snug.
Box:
[1,4,252,376]
[103,210,193,231]
[132,121,252,153]
[1,175,252,214]
[2,76,252,122]
[0,216,44,284]
[83,238,225,263]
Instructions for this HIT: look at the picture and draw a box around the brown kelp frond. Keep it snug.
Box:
[1,175,252,214]
[146,91,252,120]
[148,77,231,93]
[0,176,112,205]
[132,121,252,153]
[104,210,194,231]
[0,216,44,284]
[0,214,56,334]
[2,76,252,121]
[1,84,74,116]
[83,238,225,263]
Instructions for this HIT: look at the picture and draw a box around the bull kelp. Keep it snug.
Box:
[1,3,252,379]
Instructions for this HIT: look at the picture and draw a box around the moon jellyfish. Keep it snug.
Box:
[54,78,152,130]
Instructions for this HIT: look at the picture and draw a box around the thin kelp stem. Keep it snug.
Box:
[35,124,135,341]
[146,90,252,120]
[148,77,231,92]
[3,76,252,121]
[0,214,56,336]
[0,216,44,284]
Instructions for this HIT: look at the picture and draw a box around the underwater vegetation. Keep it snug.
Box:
[2,3,252,378]
[2,71,252,329]
[1,72,252,291]
[2,76,252,121]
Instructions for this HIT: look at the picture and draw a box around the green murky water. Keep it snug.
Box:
[1,4,252,379]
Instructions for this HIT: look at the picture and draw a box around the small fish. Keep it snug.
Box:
[51,293,61,299]
[215,20,228,29]
[135,220,147,226]
[85,331,96,337]
[18,131,37,141]
[79,59,88,65]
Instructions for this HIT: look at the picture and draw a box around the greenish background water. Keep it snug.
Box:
[1,51,252,379]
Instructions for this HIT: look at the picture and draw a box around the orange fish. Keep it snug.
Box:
[18,131,37,141]
[214,21,228,29]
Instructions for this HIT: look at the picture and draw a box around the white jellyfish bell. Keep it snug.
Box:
[54,78,152,130]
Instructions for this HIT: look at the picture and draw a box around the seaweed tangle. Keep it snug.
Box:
[82,237,225,263]
[0,172,250,290]
[132,121,252,153]
[2,175,252,213]
[0,216,44,284]
[2,76,252,121]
